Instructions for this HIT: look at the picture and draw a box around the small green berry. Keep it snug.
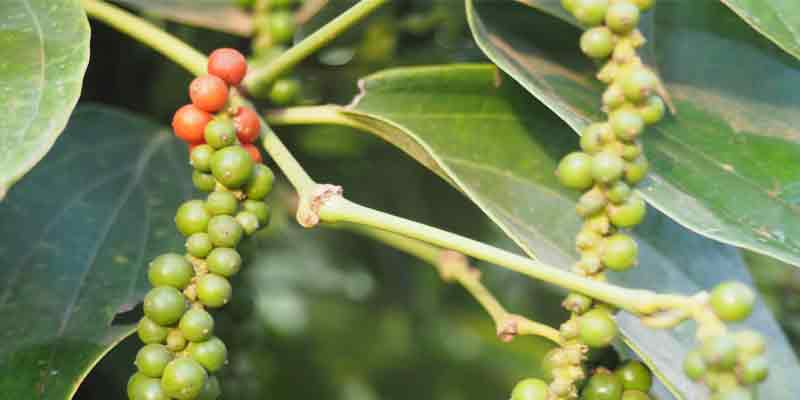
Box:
[577,187,608,217]
[242,200,271,225]
[135,344,174,378]
[244,164,275,200]
[615,361,652,392]
[190,144,214,172]
[581,123,610,154]
[581,27,615,59]
[557,152,594,190]
[624,157,649,184]
[210,146,254,189]
[128,373,169,400]
[582,370,623,400]
[621,391,650,400]
[144,286,188,326]
[735,330,765,356]
[207,215,244,248]
[562,0,577,13]
[710,281,755,322]
[739,355,768,384]
[606,2,640,34]
[601,234,637,271]
[541,348,569,381]
[510,378,548,400]
[563,292,593,314]
[621,67,657,103]
[268,11,296,44]
[179,308,215,342]
[161,358,208,400]
[579,308,618,348]
[639,96,665,125]
[606,181,632,204]
[204,117,237,149]
[683,350,707,381]
[574,0,609,27]
[576,228,603,250]
[148,253,193,289]
[205,191,238,216]
[192,171,216,193]
[591,151,625,183]
[206,247,242,277]
[631,0,654,12]
[186,233,214,258]
[608,195,646,228]
[236,211,260,235]
[198,376,222,400]
[610,108,644,141]
[702,334,739,369]
[603,84,627,111]
[197,274,232,308]
[621,144,642,161]
[269,78,301,106]
[166,329,188,352]
[187,336,228,372]
[138,316,169,344]
[175,200,211,236]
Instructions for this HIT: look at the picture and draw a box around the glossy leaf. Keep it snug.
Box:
[0,105,191,399]
[116,0,253,36]
[467,0,800,268]
[720,0,800,61]
[278,64,800,398]
[0,0,90,199]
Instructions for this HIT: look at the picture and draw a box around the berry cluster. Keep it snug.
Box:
[512,360,654,400]
[127,48,275,400]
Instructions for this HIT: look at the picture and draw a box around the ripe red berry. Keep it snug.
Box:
[208,48,247,85]
[242,143,262,163]
[234,107,260,143]
[189,75,229,113]
[173,105,212,144]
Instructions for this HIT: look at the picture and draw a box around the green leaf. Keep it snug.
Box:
[0,105,191,399]
[0,0,90,199]
[466,0,800,268]
[720,0,800,61]
[275,64,800,399]
[116,0,253,36]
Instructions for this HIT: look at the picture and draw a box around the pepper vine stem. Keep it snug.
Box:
[242,0,389,91]
[336,223,564,345]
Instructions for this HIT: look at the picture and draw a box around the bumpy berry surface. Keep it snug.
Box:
[204,117,238,149]
[161,357,208,400]
[610,108,644,141]
[591,151,625,183]
[208,48,247,85]
[173,105,212,144]
[189,75,229,113]
[236,211,260,234]
[207,215,244,248]
[621,67,657,103]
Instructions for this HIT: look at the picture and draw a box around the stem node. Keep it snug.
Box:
[297,184,344,227]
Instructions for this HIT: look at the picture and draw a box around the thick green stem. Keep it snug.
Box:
[320,195,690,315]
[243,0,389,91]
[80,0,207,75]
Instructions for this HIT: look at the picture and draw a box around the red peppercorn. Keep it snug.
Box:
[234,107,260,143]
[172,105,212,143]
[189,75,229,113]
[242,143,262,163]
[208,48,247,85]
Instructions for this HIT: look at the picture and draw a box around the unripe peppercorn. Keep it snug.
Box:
[166,329,188,352]
[683,350,707,381]
[581,123,609,154]
[710,281,755,322]
[739,355,768,384]
[206,247,242,277]
[135,344,174,378]
[236,211,260,235]
[610,108,645,141]
[591,151,625,183]
[579,308,618,348]
[509,378,548,400]
[175,200,211,236]
[735,330,765,356]
[187,336,228,373]
[580,27,615,59]
[173,105,212,144]
[128,373,169,400]
[615,361,652,392]
[245,164,275,200]
[639,96,665,125]
[563,292,593,314]
[148,253,194,289]
[557,152,594,190]
[189,75,229,113]
[621,67,658,103]
[204,117,237,149]
[242,200,271,225]
[624,157,649,184]
[268,11,297,44]
[606,2,640,34]
[608,195,646,228]
[211,146,254,189]
[192,171,217,193]
[144,286,188,326]
[207,215,244,248]
[582,369,624,400]
[179,308,215,342]
[577,187,608,217]
[206,191,239,216]
[161,358,208,400]
[603,84,627,111]
[233,107,261,143]
[138,316,169,344]
[190,144,215,172]
[573,0,609,27]
[208,48,247,85]
[601,233,637,271]
[197,274,233,308]
[269,78,301,106]
[621,391,650,400]
[186,232,214,258]
[701,334,738,369]
[606,181,632,204]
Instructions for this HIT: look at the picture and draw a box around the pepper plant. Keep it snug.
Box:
[2,0,800,399]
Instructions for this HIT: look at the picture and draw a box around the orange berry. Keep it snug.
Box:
[208,48,247,85]
[172,105,212,143]
[242,143,262,163]
[189,75,229,113]
[234,107,260,143]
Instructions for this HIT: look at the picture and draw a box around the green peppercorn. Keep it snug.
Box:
[601,234,637,271]
[606,2,640,34]
[615,361,652,392]
[192,171,217,193]
[138,316,169,344]
[577,187,608,217]
[148,253,193,289]
[179,308,215,342]
[710,281,755,322]
[161,357,208,400]
[608,195,646,228]
[576,228,603,250]
[166,329,188,352]
[581,370,623,400]
[624,157,649,184]
[242,200,271,225]
[639,96,665,125]
[573,0,609,27]
[128,373,169,400]
[510,378,549,400]
[603,84,627,111]
[631,0,653,12]
[198,375,222,400]
[204,117,237,149]
[621,144,642,161]
[269,11,296,44]
[563,292,593,314]
[735,330,765,356]
[190,144,215,172]
[702,334,739,369]
[186,233,214,258]
[144,286,188,326]
[175,200,211,236]
[579,308,618,348]
[591,151,625,183]
[621,67,657,103]
[206,247,242,277]
[606,181,632,204]
[610,108,644,141]
[581,123,610,154]
[210,146,254,189]
[621,391,650,400]
[236,211,260,235]
[187,336,228,372]
[739,355,768,384]
[207,215,244,248]
[581,27,615,59]
[244,164,275,200]
[197,274,232,308]
[205,191,238,216]
[269,78,301,106]
[683,350,707,381]
[135,344,174,378]
[557,152,595,190]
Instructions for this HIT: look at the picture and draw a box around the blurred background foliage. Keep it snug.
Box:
[74,1,800,398]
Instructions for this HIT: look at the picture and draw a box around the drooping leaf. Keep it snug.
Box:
[270,64,800,398]
[0,105,191,399]
[115,0,253,36]
[719,0,800,61]
[0,0,90,199]
[467,0,800,268]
